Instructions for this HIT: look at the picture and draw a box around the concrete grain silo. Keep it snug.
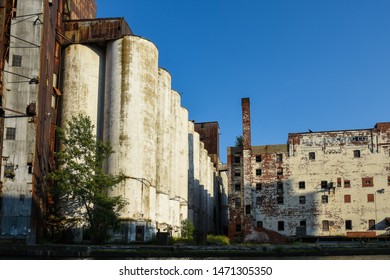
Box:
[156,68,172,230]
[61,44,105,136]
[104,36,159,242]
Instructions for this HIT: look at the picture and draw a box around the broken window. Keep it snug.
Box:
[345,220,352,230]
[321,195,328,204]
[276,153,283,162]
[362,177,374,187]
[234,156,240,164]
[344,180,351,188]
[321,180,328,189]
[256,183,262,191]
[256,221,263,228]
[300,220,307,227]
[322,220,329,231]
[309,152,315,160]
[278,221,285,231]
[368,219,376,230]
[12,54,22,67]
[256,169,262,176]
[299,181,305,189]
[277,196,284,205]
[353,150,361,158]
[234,183,241,192]
[255,155,262,162]
[367,194,374,203]
[256,196,263,205]
[277,167,283,176]
[5,127,16,140]
[344,194,351,203]
[236,224,241,232]
[299,196,306,204]
[234,169,241,177]
[337,178,342,187]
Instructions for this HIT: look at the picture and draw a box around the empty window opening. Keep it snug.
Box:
[256,169,262,176]
[353,150,361,158]
[234,156,240,164]
[321,195,328,204]
[345,220,352,230]
[368,219,376,230]
[309,152,316,160]
[299,196,306,204]
[278,221,285,231]
[276,182,283,194]
[245,205,251,215]
[344,180,351,188]
[255,155,262,162]
[322,220,329,231]
[234,169,241,177]
[236,224,241,232]
[5,127,16,140]
[299,181,305,189]
[256,221,263,228]
[277,167,283,176]
[256,183,262,191]
[27,162,33,174]
[321,180,328,189]
[300,220,307,227]
[234,183,241,192]
[277,196,284,205]
[256,196,263,205]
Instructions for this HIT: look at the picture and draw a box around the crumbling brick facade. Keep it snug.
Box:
[228,98,390,242]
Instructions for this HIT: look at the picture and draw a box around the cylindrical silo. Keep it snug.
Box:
[187,122,196,224]
[104,36,159,242]
[155,68,172,230]
[61,44,104,135]
[178,107,189,224]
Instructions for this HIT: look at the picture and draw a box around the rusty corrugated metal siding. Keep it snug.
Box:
[63,18,132,45]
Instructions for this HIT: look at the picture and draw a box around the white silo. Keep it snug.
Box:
[61,44,104,135]
[155,68,172,230]
[104,36,159,242]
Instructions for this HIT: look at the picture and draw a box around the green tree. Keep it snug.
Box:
[235,135,243,148]
[181,219,195,239]
[48,114,127,244]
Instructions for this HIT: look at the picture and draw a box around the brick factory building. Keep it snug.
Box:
[228,98,390,242]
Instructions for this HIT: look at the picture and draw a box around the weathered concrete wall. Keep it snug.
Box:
[61,44,104,135]
[1,0,43,239]
[104,36,159,241]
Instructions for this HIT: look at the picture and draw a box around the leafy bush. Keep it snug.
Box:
[207,235,230,245]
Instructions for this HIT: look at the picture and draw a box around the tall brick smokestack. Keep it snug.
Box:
[241,98,251,149]
[241,97,253,237]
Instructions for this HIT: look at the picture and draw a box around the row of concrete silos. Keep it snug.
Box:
[61,35,216,242]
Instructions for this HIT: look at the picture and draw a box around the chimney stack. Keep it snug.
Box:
[241,98,251,150]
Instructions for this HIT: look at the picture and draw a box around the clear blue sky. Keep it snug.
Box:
[96,0,390,162]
